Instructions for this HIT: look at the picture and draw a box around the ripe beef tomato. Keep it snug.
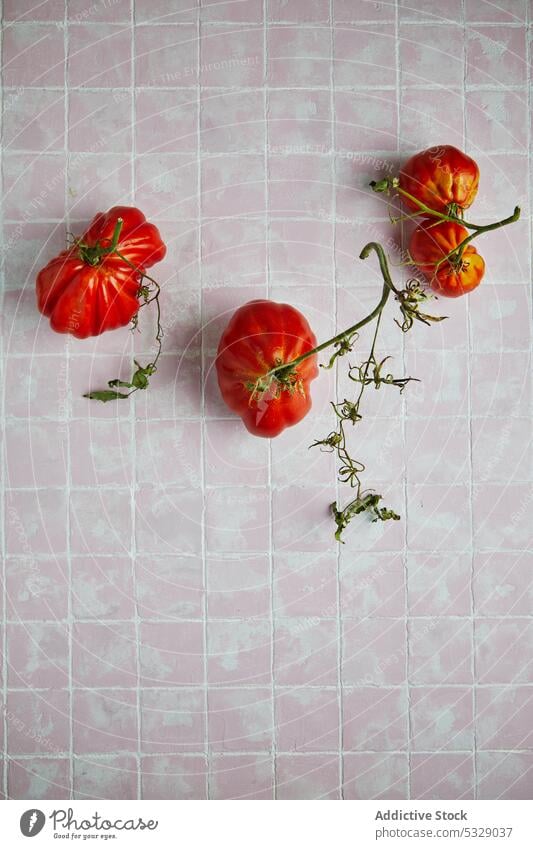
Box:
[36,206,166,339]
[399,145,479,215]
[216,299,319,438]
[410,220,485,298]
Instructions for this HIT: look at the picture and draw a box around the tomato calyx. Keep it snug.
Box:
[447,253,471,274]
[72,217,125,267]
[246,360,305,405]
[446,201,462,219]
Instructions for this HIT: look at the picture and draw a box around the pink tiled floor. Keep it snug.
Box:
[1,0,532,800]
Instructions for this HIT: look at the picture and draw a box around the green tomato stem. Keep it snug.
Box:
[373,179,520,276]
[76,217,124,266]
[420,202,520,270]
[394,185,520,234]
[396,187,520,268]
[106,217,124,252]
[266,242,396,381]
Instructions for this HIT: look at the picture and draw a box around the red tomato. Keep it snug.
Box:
[36,206,166,339]
[399,145,479,215]
[410,220,485,298]
[216,299,319,438]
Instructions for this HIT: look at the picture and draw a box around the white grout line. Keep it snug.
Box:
[6,679,533,690]
[462,0,478,800]
[3,546,531,559]
[3,408,532,421]
[2,83,530,92]
[0,0,8,801]
[394,0,413,802]
[4,83,527,97]
[1,18,529,28]
[264,0,277,802]
[2,348,532,363]
[62,0,75,802]
[330,0,344,802]
[5,747,531,759]
[3,614,533,625]
[5,680,533,691]
[4,141,530,157]
[130,0,143,804]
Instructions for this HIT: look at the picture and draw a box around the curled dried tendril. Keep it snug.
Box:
[321,332,358,370]
[349,353,419,393]
[394,279,446,332]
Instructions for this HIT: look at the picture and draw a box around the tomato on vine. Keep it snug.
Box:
[217,145,521,539]
[398,144,480,216]
[371,144,519,300]
[215,245,448,538]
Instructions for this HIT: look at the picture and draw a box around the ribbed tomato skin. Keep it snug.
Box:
[399,145,479,214]
[36,206,166,339]
[216,299,319,438]
[410,220,485,298]
[82,206,167,268]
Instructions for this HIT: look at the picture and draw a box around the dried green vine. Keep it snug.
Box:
[265,241,445,542]
[78,219,165,402]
